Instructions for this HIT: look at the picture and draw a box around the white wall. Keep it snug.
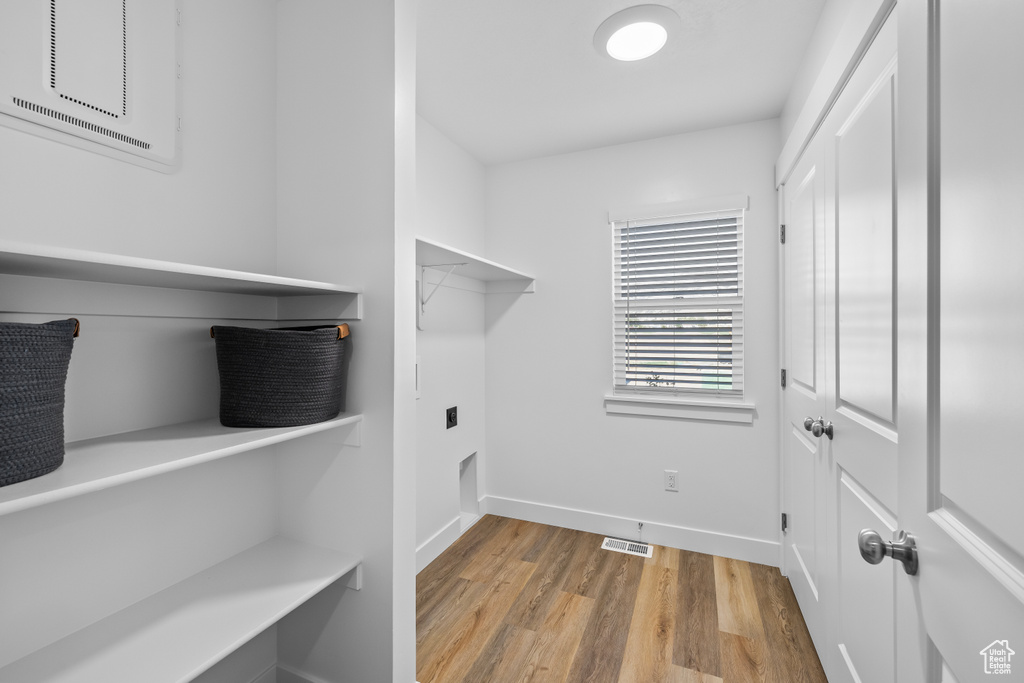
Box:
[779,0,857,144]
[777,0,894,182]
[275,1,416,681]
[415,116,488,571]
[0,1,416,680]
[418,117,486,254]
[0,1,287,676]
[0,0,278,274]
[483,119,782,565]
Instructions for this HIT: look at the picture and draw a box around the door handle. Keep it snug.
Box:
[803,416,835,440]
[858,529,918,575]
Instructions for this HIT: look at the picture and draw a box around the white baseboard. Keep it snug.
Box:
[251,664,278,683]
[276,663,334,683]
[416,515,462,573]
[481,495,780,567]
[416,510,483,573]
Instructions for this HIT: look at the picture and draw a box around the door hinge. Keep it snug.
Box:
[780,223,786,244]
[781,369,787,388]
[782,513,788,533]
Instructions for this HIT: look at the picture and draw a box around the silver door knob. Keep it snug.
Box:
[858,529,918,575]
[803,416,834,440]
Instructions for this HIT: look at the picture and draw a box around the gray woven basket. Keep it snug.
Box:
[210,324,351,428]
[0,318,80,487]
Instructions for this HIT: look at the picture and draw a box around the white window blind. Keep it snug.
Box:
[612,209,744,396]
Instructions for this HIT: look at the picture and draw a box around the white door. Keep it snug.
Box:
[895,1,1024,682]
[782,124,828,649]
[821,17,901,683]
[781,14,900,682]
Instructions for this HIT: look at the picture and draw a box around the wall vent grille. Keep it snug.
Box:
[601,537,653,558]
[12,97,150,149]
[49,0,127,118]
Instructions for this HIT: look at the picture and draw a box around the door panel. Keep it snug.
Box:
[781,14,899,682]
[782,141,828,650]
[937,0,1024,559]
[837,470,896,683]
[822,19,899,683]
[787,166,819,393]
[835,78,896,426]
[827,42,900,518]
[898,1,1024,681]
[786,425,822,598]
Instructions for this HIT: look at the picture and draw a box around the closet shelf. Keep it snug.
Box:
[0,414,363,517]
[0,240,360,298]
[415,237,535,293]
[0,535,361,683]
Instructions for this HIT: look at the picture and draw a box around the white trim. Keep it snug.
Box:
[608,194,748,224]
[481,495,779,566]
[416,515,462,573]
[776,0,895,187]
[930,507,1024,605]
[460,512,481,532]
[777,184,787,572]
[276,663,334,683]
[838,643,866,683]
[250,663,278,683]
[604,393,755,424]
[415,510,484,574]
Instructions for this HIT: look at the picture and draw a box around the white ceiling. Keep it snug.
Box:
[417,0,826,165]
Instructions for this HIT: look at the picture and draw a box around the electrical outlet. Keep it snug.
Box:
[664,469,679,492]
[446,406,458,429]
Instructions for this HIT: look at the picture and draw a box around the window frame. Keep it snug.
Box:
[606,195,753,419]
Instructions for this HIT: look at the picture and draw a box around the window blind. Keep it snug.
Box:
[612,210,744,396]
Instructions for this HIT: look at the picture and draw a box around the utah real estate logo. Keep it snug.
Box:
[980,640,1014,675]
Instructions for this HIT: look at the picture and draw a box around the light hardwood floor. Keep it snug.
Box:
[416,515,828,683]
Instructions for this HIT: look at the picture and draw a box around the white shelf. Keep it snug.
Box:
[0,240,360,298]
[415,237,535,292]
[0,536,361,683]
[0,414,363,517]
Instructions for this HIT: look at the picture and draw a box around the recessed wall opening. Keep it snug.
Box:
[458,453,479,531]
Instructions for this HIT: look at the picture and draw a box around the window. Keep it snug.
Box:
[611,203,744,397]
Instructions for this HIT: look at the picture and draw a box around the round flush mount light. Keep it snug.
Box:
[594,5,681,61]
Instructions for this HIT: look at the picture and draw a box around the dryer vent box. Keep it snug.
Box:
[0,0,181,171]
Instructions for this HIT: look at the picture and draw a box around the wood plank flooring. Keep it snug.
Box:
[416,516,827,683]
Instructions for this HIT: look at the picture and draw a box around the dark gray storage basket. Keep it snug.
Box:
[210,324,351,428]
[0,318,80,487]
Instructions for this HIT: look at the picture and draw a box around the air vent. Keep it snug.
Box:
[13,97,150,149]
[0,0,180,169]
[50,0,128,119]
[601,537,653,558]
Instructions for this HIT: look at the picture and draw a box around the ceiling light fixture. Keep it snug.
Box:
[594,5,681,62]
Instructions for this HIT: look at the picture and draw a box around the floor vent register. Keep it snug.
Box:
[601,536,653,558]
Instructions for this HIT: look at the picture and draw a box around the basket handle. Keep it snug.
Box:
[70,318,80,338]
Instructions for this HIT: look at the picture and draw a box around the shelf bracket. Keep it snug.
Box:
[346,564,363,591]
[418,263,467,330]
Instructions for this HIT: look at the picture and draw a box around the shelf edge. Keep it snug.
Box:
[0,240,361,296]
[415,236,535,282]
[0,414,364,518]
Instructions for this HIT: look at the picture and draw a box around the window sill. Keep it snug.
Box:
[603,394,756,424]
